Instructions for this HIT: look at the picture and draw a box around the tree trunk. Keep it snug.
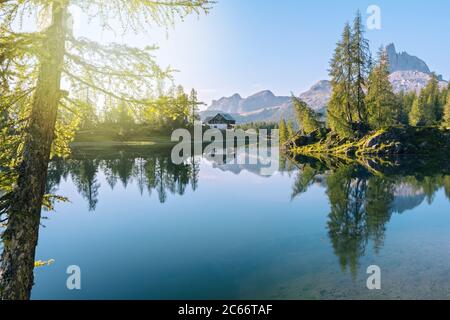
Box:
[0,1,68,300]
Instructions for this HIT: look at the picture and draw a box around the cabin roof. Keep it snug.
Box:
[205,113,236,123]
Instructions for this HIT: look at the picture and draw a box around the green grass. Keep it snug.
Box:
[289,126,450,157]
[72,126,177,147]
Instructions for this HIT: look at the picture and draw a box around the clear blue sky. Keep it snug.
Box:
[74,0,450,106]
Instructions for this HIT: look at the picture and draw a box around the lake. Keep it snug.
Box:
[22,146,450,299]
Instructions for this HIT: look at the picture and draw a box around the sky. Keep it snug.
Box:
[71,0,450,108]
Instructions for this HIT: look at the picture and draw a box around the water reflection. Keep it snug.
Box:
[286,154,450,278]
[46,148,201,210]
[1,146,449,299]
[47,150,450,280]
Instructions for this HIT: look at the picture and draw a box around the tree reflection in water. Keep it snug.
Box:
[46,148,201,210]
[1,147,449,299]
[0,147,199,299]
[287,154,450,278]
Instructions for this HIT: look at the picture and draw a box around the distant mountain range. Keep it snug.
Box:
[201,44,448,124]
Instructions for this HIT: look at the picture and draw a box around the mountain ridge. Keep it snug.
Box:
[202,44,448,124]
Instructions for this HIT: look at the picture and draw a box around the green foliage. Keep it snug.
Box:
[46,149,201,206]
[72,85,204,141]
[409,74,442,126]
[189,89,202,126]
[396,90,416,124]
[236,121,278,133]
[290,126,450,159]
[439,85,448,108]
[408,96,424,126]
[287,121,295,138]
[326,165,367,277]
[365,47,400,129]
[286,154,450,276]
[141,85,202,132]
[292,95,321,134]
[279,119,288,145]
[350,11,371,124]
[443,93,450,128]
[0,0,213,217]
[409,74,443,126]
[0,0,212,147]
[327,12,371,138]
[328,23,354,136]
[291,165,318,200]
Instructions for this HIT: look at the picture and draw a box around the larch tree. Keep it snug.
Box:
[327,12,372,138]
[350,11,371,124]
[443,93,450,128]
[279,119,288,145]
[365,47,399,129]
[409,74,441,126]
[189,88,202,128]
[287,120,295,139]
[424,74,442,123]
[397,90,417,125]
[439,85,448,112]
[327,23,354,137]
[0,0,212,300]
[292,95,321,134]
[409,96,424,126]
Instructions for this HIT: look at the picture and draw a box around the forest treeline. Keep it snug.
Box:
[76,86,203,137]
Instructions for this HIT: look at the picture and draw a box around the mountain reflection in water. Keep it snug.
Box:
[1,146,449,299]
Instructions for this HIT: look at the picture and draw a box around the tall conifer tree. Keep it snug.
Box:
[443,92,450,128]
[366,47,399,129]
[351,11,371,123]
[327,12,372,137]
[279,119,288,145]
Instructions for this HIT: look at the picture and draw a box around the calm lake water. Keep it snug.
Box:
[27,146,450,299]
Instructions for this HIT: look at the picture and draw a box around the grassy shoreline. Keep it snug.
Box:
[70,140,176,148]
[287,126,450,158]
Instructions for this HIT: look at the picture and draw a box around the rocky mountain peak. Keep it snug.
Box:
[386,43,431,74]
[309,80,331,92]
[204,44,447,125]
[249,90,275,98]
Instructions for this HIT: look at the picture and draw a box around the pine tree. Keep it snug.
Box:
[189,89,201,127]
[287,121,295,138]
[398,91,417,124]
[439,87,448,110]
[351,11,371,124]
[327,12,372,138]
[409,96,425,126]
[424,74,441,123]
[327,23,354,137]
[279,119,288,145]
[443,93,450,128]
[409,74,441,126]
[292,95,321,134]
[438,86,449,122]
[365,47,399,129]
